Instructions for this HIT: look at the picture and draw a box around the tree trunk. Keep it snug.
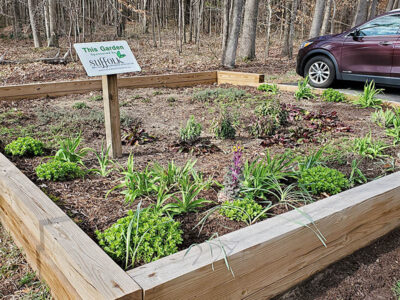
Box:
[12,0,22,38]
[321,0,332,35]
[387,0,395,11]
[264,0,272,58]
[48,0,58,47]
[221,0,231,58]
[353,0,369,27]
[281,0,290,56]
[239,0,259,60]
[331,0,337,33]
[222,0,244,68]
[27,0,41,47]
[309,0,326,38]
[287,0,298,59]
[369,0,378,19]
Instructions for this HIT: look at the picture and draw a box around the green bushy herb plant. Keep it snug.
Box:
[352,133,389,159]
[180,116,202,143]
[255,98,287,124]
[321,89,346,102]
[295,77,315,100]
[249,116,277,138]
[299,166,349,195]
[220,198,265,223]
[96,207,183,269]
[5,137,44,156]
[257,83,278,94]
[354,81,383,108]
[54,133,91,165]
[36,160,83,181]
[212,107,236,139]
[73,102,88,109]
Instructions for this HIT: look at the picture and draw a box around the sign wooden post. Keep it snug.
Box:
[102,74,122,158]
[74,41,141,158]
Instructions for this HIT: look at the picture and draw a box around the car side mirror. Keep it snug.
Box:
[351,29,361,40]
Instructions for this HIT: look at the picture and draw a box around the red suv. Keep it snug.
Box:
[296,9,400,88]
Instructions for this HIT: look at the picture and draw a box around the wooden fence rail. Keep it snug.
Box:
[0,71,265,101]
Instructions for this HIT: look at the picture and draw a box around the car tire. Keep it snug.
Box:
[304,56,336,88]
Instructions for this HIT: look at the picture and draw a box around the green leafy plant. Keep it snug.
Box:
[249,116,277,138]
[96,207,183,269]
[36,160,83,181]
[354,81,383,108]
[89,143,115,177]
[295,77,315,100]
[212,107,236,139]
[180,115,202,143]
[349,159,367,187]
[297,147,325,173]
[5,137,44,156]
[54,133,91,165]
[299,166,349,195]
[352,133,389,159]
[371,109,397,128]
[321,88,347,102]
[257,83,278,94]
[113,154,155,204]
[73,102,88,109]
[386,121,400,145]
[241,150,296,200]
[220,198,265,223]
[169,179,212,214]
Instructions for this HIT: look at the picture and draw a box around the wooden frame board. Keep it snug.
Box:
[1,72,400,299]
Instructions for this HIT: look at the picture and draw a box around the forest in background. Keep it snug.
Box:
[0,0,399,72]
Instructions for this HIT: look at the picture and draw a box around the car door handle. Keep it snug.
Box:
[379,41,394,46]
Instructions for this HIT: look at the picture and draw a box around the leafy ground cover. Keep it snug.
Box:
[1,83,400,297]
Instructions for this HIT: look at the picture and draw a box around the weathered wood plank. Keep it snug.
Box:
[0,153,142,300]
[128,172,400,299]
[0,71,218,101]
[103,74,122,158]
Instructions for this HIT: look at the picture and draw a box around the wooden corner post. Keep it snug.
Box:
[102,74,122,158]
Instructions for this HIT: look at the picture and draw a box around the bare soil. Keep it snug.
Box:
[1,85,399,298]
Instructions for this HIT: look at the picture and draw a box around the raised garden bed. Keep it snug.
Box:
[1,74,400,299]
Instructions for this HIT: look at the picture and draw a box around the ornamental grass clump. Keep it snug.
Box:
[354,81,383,108]
[299,166,349,196]
[5,137,44,157]
[35,160,83,181]
[96,207,183,269]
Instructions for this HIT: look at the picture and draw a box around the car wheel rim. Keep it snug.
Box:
[309,62,330,84]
